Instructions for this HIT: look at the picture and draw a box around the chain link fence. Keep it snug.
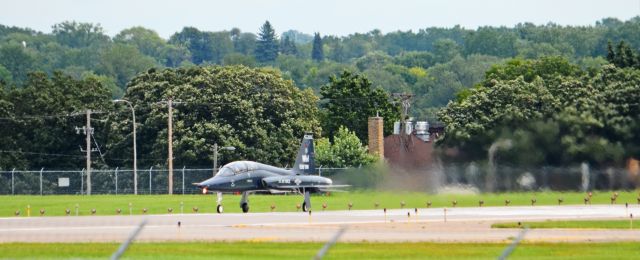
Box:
[376,162,638,193]
[0,168,217,195]
[0,163,637,195]
[440,162,638,192]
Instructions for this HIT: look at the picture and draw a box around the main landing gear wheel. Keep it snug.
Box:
[302,202,309,212]
[216,204,224,214]
[241,203,249,213]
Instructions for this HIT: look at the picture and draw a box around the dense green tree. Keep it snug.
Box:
[280,35,297,55]
[311,33,324,61]
[51,21,110,49]
[113,26,191,67]
[222,53,257,67]
[464,27,517,57]
[340,34,373,59]
[438,58,640,165]
[326,38,346,62]
[320,71,400,143]
[0,25,35,38]
[363,66,411,93]
[607,40,639,68]
[169,27,219,64]
[0,64,12,86]
[275,55,312,87]
[159,44,191,67]
[208,31,234,64]
[354,51,392,71]
[0,43,37,84]
[301,62,355,90]
[482,56,583,86]
[233,32,257,55]
[412,55,500,119]
[281,30,313,44]
[114,27,166,58]
[0,71,111,169]
[97,43,157,89]
[111,66,321,167]
[393,51,436,69]
[315,126,377,167]
[433,38,461,63]
[255,21,279,63]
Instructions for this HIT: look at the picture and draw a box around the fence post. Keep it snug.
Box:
[39,168,44,196]
[80,168,84,195]
[115,167,119,195]
[318,165,322,177]
[11,168,15,195]
[149,166,153,194]
[182,166,185,195]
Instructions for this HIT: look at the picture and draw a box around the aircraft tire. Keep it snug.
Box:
[302,202,309,212]
[241,203,249,213]
[216,204,224,214]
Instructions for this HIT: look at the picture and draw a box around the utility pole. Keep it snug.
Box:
[213,143,218,176]
[71,109,95,195]
[86,109,91,195]
[76,111,98,195]
[167,98,173,195]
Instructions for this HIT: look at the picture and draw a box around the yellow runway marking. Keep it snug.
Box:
[245,237,278,242]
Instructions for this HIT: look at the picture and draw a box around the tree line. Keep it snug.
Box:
[438,55,640,167]
[2,17,640,121]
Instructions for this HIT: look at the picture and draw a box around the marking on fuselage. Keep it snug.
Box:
[278,179,291,184]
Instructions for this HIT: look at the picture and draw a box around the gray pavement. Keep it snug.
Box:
[1,205,639,242]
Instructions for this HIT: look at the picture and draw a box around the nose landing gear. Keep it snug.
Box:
[216,192,224,213]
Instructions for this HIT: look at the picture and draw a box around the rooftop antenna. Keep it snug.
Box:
[391,93,413,150]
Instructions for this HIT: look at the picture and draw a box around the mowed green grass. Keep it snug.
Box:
[2,190,640,217]
[493,219,640,229]
[1,242,640,259]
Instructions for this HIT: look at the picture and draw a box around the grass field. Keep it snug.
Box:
[1,242,640,259]
[492,219,639,229]
[3,190,640,217]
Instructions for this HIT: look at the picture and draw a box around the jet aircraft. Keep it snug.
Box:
[195,134,347,213]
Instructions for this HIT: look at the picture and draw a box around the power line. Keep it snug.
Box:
[0,111,107,121]
[0,150,85,158]
[0,150,165,162]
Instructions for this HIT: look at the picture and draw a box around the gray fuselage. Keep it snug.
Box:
[197,161,331,192]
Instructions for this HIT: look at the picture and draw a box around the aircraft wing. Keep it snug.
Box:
[272,184,351,193]
[274,184,351,189]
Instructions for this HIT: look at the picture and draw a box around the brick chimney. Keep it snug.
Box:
[368,116,384,159]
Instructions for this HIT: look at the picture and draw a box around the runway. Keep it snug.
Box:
[1,205,639,243]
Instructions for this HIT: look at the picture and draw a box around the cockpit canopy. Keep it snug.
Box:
[215,161,258,177]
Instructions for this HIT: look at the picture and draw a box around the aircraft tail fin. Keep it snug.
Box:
[292,133,315,175]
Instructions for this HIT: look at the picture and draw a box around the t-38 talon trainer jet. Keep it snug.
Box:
[195,134,348,213]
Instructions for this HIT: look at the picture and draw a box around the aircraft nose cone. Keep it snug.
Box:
[201,177,227,190]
